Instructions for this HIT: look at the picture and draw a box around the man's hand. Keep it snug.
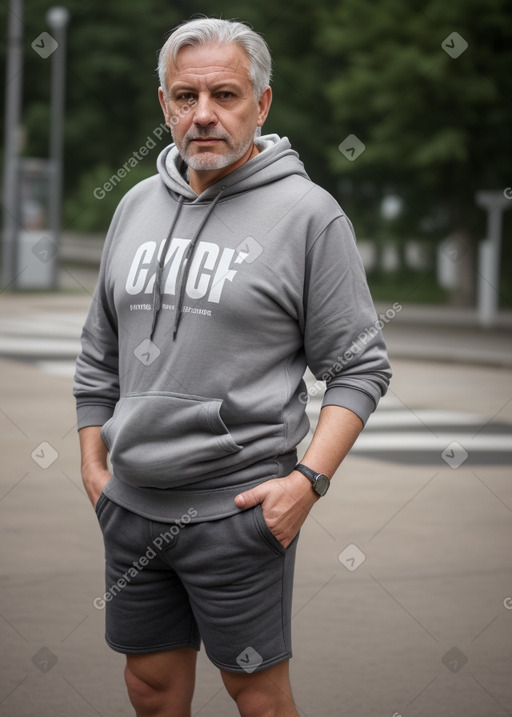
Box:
[234,406,364,547]
[78,426,111,509]
[234,471,319,548]
[82,466,111,509]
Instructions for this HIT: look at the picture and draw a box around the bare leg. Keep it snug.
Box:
[221,660,299,717]
[124,648,197,717]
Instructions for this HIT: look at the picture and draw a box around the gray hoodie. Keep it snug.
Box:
[73,134,391,522]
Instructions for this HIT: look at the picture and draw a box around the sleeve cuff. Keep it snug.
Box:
[76,402,115,431]
[321,386,376,426]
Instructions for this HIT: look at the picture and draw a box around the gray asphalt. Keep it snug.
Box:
[1,285,511,717]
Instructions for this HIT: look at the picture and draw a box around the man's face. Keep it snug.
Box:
[159,42,271,174]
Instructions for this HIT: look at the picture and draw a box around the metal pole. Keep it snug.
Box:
[47,7,70,290]
[1,0,24,289]
[475,191,512,328]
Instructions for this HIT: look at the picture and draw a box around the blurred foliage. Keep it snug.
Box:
[367,269,451,305]
[1,0,183,230]
[0,0,511,302]
[63,162,159,230]
[316,0,512,246]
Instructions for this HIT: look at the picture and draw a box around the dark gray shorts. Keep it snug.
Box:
[94,493,299,673]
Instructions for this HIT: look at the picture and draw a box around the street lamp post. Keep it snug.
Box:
[1,0,24,289]
[46,6,70,290]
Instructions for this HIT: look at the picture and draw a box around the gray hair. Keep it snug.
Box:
[158,17,272,101]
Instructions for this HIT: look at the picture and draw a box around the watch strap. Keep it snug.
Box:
[294,463,317,482]
[294,463,330,496]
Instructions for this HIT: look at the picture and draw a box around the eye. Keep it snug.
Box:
[176,92,195,101]
[217,91,235,100]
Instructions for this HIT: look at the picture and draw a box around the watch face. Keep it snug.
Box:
[315,474,330,496]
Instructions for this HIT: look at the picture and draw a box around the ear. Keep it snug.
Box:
[158,87,171,126]
[256,86,272,128]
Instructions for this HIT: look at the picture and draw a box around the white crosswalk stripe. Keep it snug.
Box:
[0,313,84,365]
[303,378,512,466]
[351,431,512,452]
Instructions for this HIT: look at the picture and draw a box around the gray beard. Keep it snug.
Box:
[173,132,254,171]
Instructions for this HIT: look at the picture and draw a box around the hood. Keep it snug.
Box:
[156,133,310,202]
[151,134,309,340]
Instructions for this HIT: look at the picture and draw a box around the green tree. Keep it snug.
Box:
[1,0,186,230]
[314,0,512,303]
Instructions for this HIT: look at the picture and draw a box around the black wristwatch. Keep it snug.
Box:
[294,463,330,497]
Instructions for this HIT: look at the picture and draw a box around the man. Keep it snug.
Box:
[74,17,391,717]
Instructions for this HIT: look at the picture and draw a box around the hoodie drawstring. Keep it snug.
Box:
[150,195,185,339]
[172,188,225,340]
[149,189,225,341]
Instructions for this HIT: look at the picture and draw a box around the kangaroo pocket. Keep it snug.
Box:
[100,391,243,488]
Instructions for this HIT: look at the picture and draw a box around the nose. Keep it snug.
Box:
[192,93,217,127]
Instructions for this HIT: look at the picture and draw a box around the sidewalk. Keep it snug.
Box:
[1,264,511,715]
[1,344,511,716]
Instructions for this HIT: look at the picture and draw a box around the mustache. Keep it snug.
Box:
[184,129,229,142]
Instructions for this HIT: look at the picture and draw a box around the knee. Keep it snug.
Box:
[233,685,280,717]
[124,664,167,715]
[222,662,296,717]
[124,649,196,716]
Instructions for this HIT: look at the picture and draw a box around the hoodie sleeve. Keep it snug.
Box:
[72,207,121,431]
[303,212,392,425]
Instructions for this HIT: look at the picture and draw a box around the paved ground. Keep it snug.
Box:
[1,284,511,716]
